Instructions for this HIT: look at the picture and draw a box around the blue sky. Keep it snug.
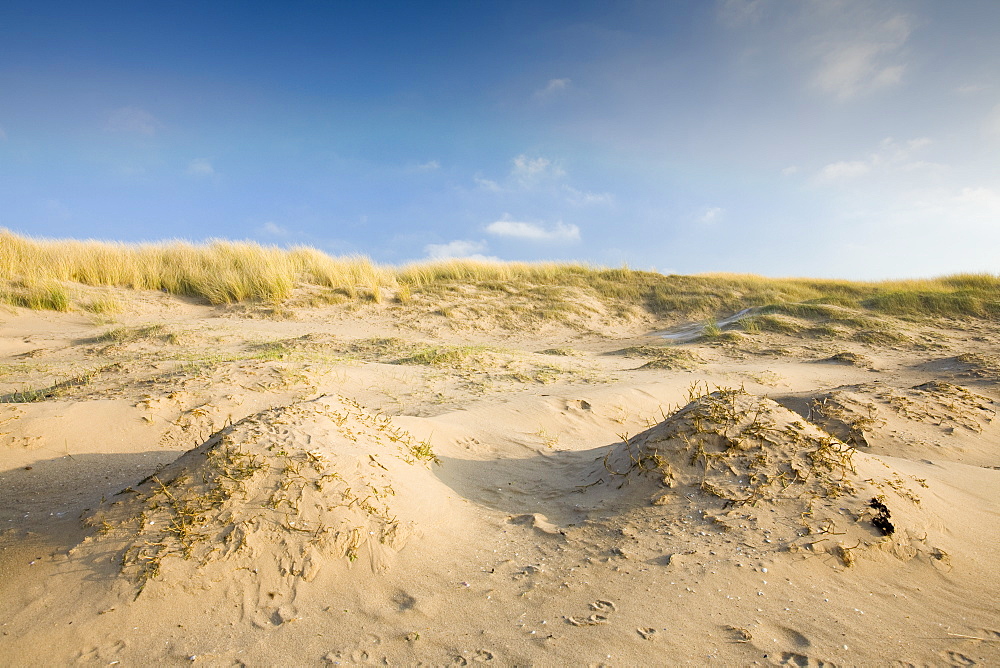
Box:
[1,0,999,278]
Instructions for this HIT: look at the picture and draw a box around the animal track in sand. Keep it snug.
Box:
[566,599,617,626]
[450,649,495,664]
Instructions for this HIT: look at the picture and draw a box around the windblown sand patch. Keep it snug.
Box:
[882,380,997,432]
[76,395,442,596]
[598,387,941,567]
[777,381,997,466]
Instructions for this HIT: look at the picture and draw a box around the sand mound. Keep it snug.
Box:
[800,385,884,447]
[76,395,442,595]
[779,382,997,466]
[599,387,939,566]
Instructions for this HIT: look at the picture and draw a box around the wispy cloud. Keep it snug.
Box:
[816,137,940,184]
[565,186,614,206]
[107,106,162,135]
[424,239,497,261]
[186,158,216,177]
[414,160,440,172]
[260,222,288,236]
[474,154,568,192]
[810,13,911,100]
[533,78,571,100]
[0,125,7,141]
[699,207,725,224]
[474,175,503,192]
[486,219,580,242]
[817,160,871,183]
[511,154,565,185]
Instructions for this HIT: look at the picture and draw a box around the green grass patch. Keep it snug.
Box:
[861,291,1000,318]
[739,314,802,334]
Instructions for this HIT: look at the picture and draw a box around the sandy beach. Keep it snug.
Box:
[1,273,998,666]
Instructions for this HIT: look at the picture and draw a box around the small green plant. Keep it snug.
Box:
[701,321,722,338]
[738,316,760,334]
[407,439,440,464]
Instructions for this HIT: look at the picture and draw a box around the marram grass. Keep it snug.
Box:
[1,229,999,321]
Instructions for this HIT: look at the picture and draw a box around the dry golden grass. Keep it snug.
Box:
[2,230,999,322]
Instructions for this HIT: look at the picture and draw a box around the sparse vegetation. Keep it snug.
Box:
[612,345,703,370]
[539,347,582,357]
[81,294,122,314]
[99,324,169,344]
[397,345,499,368]
[0,365,118,403]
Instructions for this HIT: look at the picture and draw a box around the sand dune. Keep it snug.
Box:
[2,284,999,666]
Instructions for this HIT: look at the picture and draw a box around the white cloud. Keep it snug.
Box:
[781,165,799,176]
[186,158,215,176]
[107,106,162,135]
[511,154,565,184]
[415,160,440,172]
[0,126,6,141]
[817,160,871,182]
[564,186,614,206]
[816,137,940,184]
[810,13,912,100]
[534,78,571,100]
[424,239,496,261]
[699,207,725,224]
[474,175,502,192]
[486,220,580,242]
[474,154,567,192]
[474,153,611,207]
[260,222,288,236]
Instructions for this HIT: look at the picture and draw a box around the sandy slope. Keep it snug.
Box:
[1,289,998,666]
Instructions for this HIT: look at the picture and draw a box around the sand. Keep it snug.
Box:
[1,286,998,666]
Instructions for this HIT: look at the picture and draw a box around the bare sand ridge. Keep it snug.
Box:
[1,281,999,666]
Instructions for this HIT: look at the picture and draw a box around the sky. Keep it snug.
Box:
[1,0,999,279]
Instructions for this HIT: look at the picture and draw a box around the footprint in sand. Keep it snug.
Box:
[323,649,387,665]
[938,650,977,666]
[778,651,834,667]
[567,600,617,626]
[450,649,495,665]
